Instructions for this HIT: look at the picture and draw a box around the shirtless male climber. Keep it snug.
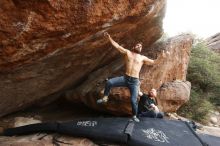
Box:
[97,32,169,122]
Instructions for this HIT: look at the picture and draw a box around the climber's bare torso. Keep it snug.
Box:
[125,51,145,78]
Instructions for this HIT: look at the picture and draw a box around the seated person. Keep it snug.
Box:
[138,88,164,118]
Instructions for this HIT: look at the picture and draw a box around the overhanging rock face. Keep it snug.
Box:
[0,0,166,117]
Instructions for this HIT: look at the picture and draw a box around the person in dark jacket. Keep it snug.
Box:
[138,88,164,118]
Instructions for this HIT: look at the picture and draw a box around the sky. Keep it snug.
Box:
[163,0,220,38]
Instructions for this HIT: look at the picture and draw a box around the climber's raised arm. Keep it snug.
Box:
[104,32,128,54]
[143,50,170,65]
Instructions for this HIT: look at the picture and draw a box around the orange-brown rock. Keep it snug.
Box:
[0,0,166,117]
[67,34,194,115]
[157,80,191,112]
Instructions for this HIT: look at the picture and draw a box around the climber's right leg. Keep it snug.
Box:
[97,76,127,104]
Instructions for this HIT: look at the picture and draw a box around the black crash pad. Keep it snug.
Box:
[128,118,207,146]
[198,133,220,146]
[3,117,214,146]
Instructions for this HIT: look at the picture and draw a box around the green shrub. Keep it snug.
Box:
[178,90,214,124]
[178,40,220,123]
[187,42,220,92]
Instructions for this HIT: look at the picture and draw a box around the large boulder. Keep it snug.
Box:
[66,34,194,115]
[157,80,191,112]
[206,32,220,54]
[0,0,166,117]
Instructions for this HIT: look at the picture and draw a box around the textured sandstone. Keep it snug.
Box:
[157,80,191,112]
[67,34,194,115]
[206,32,220,54]
[0,0,166,117]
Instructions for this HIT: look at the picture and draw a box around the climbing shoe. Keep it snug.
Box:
[97,97,108,104]
[132,116,140,122]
